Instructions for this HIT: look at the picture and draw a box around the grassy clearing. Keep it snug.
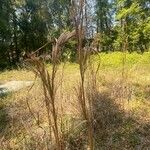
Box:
[0,52,150,149]
[0,69,34,81]
[1,52,150,80]
[0,52,150,80]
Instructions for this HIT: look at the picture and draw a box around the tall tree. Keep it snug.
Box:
[0,0,10,65]
[18,0,49,52]
[49,0,72,34]
[115,0,150,52]
[95,0,114,51]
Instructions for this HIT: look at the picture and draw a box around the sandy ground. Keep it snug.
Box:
[0,81,33,95]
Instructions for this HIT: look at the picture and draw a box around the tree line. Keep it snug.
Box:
[0,0,150,69]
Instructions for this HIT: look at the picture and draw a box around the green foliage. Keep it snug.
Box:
[114,0,150,52]
[0,0,150,69]
[116,2,140,19]
[0,0,12,68]
[93,52,150,68]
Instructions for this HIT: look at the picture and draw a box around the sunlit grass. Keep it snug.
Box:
[1,52,150,81]
[0,52,150,149]
[0,69,34,81]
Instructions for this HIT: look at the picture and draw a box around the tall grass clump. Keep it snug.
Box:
[71,0,97,149]
[27,30,76,149]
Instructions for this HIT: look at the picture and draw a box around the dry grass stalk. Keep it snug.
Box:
[121,21,129,109]
[27,31,76,150]
[71,0,94,149]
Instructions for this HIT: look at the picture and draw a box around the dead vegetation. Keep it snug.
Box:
[0,0,150,150]
[0,56,150,149]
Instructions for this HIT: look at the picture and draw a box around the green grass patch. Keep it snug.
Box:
[93,52,150,68]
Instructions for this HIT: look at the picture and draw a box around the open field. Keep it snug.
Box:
[0,52,150,149]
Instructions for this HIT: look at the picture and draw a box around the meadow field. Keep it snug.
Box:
[0,52,150,149]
